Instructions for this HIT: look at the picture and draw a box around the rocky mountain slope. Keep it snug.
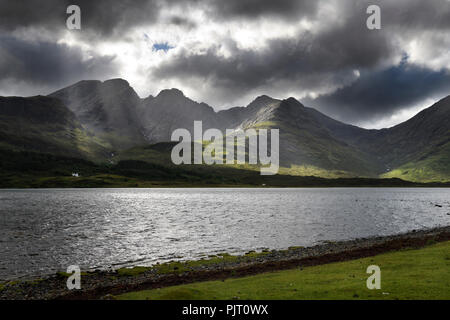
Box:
[0,95,109,160]
[0,78,449,182]
[49,79,146,150]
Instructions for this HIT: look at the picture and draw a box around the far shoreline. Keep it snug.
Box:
[2,182,450,189]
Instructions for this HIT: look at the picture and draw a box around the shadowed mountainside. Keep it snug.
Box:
[0,78,449,183]
[49,79,146,150]
[0,95,109,160]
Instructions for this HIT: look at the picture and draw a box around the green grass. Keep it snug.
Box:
[381,140,450,182]
[56,271,90,278]
[278,165,358,179]
[116,251,273,277]
[117,241,450,300]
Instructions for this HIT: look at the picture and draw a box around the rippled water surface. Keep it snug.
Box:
[0,188,449,280]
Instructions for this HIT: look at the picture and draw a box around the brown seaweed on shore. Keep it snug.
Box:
[1,226,449,300]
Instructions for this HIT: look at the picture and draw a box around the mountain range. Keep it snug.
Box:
[1,78,449,184]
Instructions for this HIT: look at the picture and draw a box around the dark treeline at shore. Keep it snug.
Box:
[1,148,449,188]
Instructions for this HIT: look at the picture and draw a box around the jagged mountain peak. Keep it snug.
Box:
[48,78,145,149]
[253,94,277,103]
[284,97,303,105]
[152,88,211,110]
[51,80,101,95]
[276,97,304,110]
[248,95,279,108]
[103,78,130,86]
[156,88,185,98]
[1,77,450,181]
[101,78,134,93]
[50,78,138,100]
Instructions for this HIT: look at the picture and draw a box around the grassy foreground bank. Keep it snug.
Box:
[117,241,450,300]
[2,227,448,300]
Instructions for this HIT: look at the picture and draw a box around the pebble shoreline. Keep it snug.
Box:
[1,225,449,300]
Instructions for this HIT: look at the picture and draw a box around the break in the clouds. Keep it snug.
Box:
[0,36,118,96]
[0,0,449,127]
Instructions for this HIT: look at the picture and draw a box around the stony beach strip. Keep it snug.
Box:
[1,226,449,300]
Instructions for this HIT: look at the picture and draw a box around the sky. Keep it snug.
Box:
[0,0,449,129]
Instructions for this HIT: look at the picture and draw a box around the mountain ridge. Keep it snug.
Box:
[0,78,448,182]
[0,95,109,160]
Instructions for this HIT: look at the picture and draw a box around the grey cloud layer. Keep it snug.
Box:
[206,0,319,20]
[0,0,449,124]
[0,36,118,95]
[304,61,450,124]
[0,0,319,36]
[0,0,161,38]
[153,0,450,123]
[153,17,393,94]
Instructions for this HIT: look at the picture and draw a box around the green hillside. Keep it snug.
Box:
[381,140,450,182]
[0,96,111,161]
[376,96,450,182]
[1,81,449,184]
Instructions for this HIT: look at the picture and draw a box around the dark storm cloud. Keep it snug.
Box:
[305,60,450,124]
[381,0,450,31]
[168,16,197,29]
[0,0,448,36]
[205,0,319,20]
[0,0,319,37]
[0,36,118,94]
[153,9,394,95]
[204,0,450,26]
[0,0,162,38]
[0,0,449,124]
[152,0,450,121]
